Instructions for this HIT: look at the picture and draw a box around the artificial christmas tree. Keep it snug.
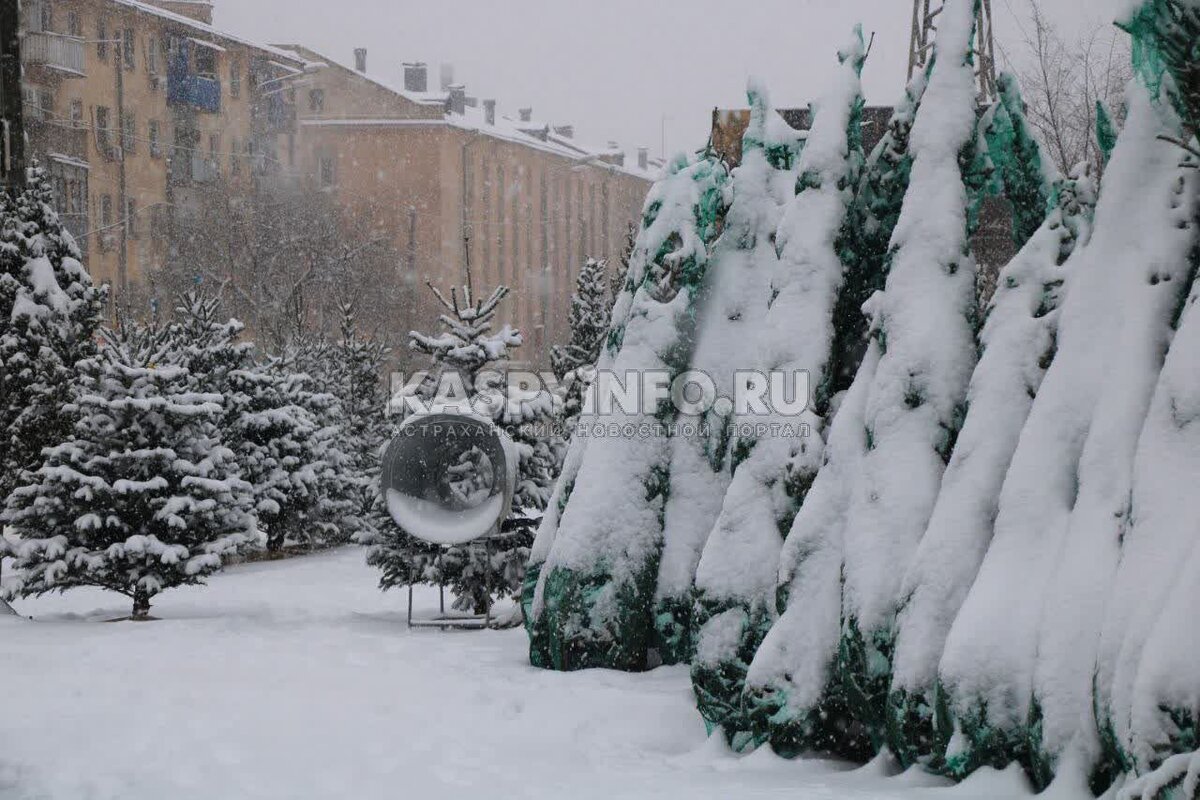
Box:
[690,32,867,743]
[536,149,728,671]
[0,321,257,619]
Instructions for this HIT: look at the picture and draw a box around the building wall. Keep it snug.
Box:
[20,0,299,311]
[285,53,651,369]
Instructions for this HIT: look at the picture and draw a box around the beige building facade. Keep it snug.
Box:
[18,4,655,367]
[19,0,304,308]
[276,47,655,366]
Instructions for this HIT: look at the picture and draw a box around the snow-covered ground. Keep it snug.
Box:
[3,548,1044,800]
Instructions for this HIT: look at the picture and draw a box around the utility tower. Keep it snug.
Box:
[909,0,999,102]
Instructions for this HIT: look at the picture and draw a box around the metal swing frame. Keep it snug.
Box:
[405,535,495,630]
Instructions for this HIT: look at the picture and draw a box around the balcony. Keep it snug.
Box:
[27,119,88,162]
[22,32,86,77]
[168,73,221,113]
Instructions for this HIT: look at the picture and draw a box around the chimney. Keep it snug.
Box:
[354,48,367,73]
[447,84,467,116]
[403,62,428,93]
[637,147,649,170]
[553,124,574,139]
[519,107,533,123]
[439,63,455,92]
[483,99,496,126]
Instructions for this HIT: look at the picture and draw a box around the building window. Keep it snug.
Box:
[95,106,111,149]
[148,120,161,157]
[38,89,54,118]
[308,89,325,113]
[194,46,216,79]
[208,134,220,176]
[319,155,335,188]
[70,99,83,127]
[97,19,108,61]
[126,199,138,239]
[230,60,241,98]
[100,195,113,227]
[230,138,240,174]
[67,11,81,37]
[148,38,159,75]
[40,1,52,32]
[123,28,135,70]
[120,111,135,154]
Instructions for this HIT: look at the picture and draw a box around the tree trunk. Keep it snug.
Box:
[132,588,151,620]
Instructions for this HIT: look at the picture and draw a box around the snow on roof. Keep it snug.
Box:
[271,44,448,108]
[279,44,657,181]
[108,0,305,67]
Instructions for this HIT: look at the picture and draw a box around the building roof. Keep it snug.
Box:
[110,0,305,68]
[278,44,658,182]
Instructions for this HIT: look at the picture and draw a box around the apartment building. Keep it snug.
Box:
[15,3,656,366]
[272,46,656,367]
[18,0,304,306]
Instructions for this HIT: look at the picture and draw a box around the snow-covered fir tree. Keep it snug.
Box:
[0,164,104,506]
[526,211,647,665]
[366,278,559,616]
[939,79,1195,789]
[0,321,257,619]
[887,162,1094,770]
[984,74,1057,251]
[826,69,928,400]
[834,0,984,752]
[742,332,881,762]
[690,33,867,745]
[534,149,728,671]
[170,292,358,552]
[652,78,794,666]
[327,301,390,523]
[551,257,611,432]
[1022,91,1199,794]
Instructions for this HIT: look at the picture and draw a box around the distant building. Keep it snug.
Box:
[710,104,1017,283]
[271,45,657,367]
[18,0,304,306]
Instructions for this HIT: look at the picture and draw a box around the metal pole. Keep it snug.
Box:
[0,0,26,192]
[116,33,128,294]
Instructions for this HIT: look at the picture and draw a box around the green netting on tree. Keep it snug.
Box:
[985,73,1056,250]
[741,670,874,762]
[537,151,729,673]
[1122,0,1200,139]
[828,68,927,399]
[690,602,775,751]
[1096,101,1120,166]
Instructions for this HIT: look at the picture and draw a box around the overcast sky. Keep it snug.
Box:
[216,0,1126,160]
